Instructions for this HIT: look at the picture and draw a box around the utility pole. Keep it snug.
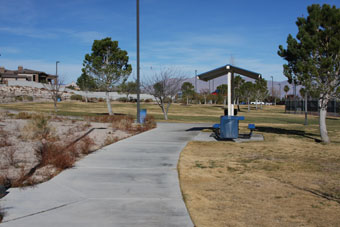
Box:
[136,0,141,123]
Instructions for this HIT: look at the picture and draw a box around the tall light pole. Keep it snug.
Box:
[270,76,274,105]
[195,70,197,93]
[56,61,60,77]
[279,83,281,101]
[136,0,141,123]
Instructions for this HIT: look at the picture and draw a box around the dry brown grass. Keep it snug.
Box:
[20,114,57,141]
[0,127,11,147]
[104,135,119,146]
[179,129,340,227]
[0,206,4,223]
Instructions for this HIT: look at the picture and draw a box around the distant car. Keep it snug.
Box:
[265,102,273,105]
[250,101,264,105]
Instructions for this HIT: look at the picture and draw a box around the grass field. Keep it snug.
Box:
[0,100,337,126]
[1,101,340,226]
[175,105,340,226]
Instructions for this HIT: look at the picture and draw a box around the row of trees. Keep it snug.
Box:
[180,76,269,111]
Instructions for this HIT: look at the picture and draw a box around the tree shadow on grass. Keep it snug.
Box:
[255,126,321,142]
[95,112,127,116]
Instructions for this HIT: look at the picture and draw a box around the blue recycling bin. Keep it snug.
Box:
[139,109,147,124]
[220,116,245,139]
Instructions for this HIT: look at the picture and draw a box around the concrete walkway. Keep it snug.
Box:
[1,123,209,227]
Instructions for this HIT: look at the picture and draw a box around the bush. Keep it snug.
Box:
[16,112,33,119]
[70,94,83,101]
[25,96,33,101]
[113,115,134,131]
[0,127,11,147]
[35,142,75,170]
[117,97,128,102]
[21,114,55,141]
[98,97,105,102]
[143,115,156,130]
[15,96,23,101]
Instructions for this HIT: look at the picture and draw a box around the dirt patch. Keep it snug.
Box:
[0,112,155,188]
[179,135,340,226]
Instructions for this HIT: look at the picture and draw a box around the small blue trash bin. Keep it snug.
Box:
[57,97,61,102]
[139,109,147,124]
[220,116,244,139]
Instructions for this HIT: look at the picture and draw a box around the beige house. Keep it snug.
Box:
[0,66,57,84]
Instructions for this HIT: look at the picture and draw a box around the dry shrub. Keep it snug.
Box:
[143,115,156,130]
[2,147,16,167]
[15,112,33,119]
[0,206,5,223]
[113,115,134,131]
[0,127,11,147]
[21,114,56,141]
[35,142,75,170]
[78,136,95,155]
[104,135,119,146]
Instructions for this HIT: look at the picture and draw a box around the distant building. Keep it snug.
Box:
[0,66,57,84]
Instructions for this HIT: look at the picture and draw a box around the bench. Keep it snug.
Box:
[248,124,255,137]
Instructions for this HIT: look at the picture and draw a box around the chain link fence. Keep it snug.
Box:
[285,99,340,117]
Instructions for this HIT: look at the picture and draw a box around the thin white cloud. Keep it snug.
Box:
[0,27,58,39]
[0,0,37,25]
[0,26,105,43]
[68,31,107,43]
[0,46,21,54]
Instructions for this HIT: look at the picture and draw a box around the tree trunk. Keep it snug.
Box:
[161,102,168,120]
[54,98,57,113]
[319,98,330,143]
[85,90,88,103]
[106,91,113,115]
[247,97,250,112]
[304,92,308,125]
[186,96,189,105]
[204,97,207,105]
[223,97,227,107]
[255,101,258,110]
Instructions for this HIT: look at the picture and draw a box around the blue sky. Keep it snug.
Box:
[0,0,339,83]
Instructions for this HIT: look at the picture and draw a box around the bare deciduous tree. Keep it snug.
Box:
[43,78,65,113]
[143,68,185,120]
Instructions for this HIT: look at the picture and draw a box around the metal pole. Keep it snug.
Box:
[293,80,297,114]
[136,0,141,123]
[195,70,197,93]
[56,61,60,84]
[271,76,274,104]
[227,72,232,116]
[279,83,281,101]
[56,61,60,77]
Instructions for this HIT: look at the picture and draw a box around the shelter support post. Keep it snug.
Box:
[227,71,233,116]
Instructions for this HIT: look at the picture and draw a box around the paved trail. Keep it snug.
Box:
[1,123,209,227]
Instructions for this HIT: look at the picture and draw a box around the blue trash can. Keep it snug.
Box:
[220,116,244,139]
[139,109,147,124]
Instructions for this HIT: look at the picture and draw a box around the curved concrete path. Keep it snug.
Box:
[1,123,209,227]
